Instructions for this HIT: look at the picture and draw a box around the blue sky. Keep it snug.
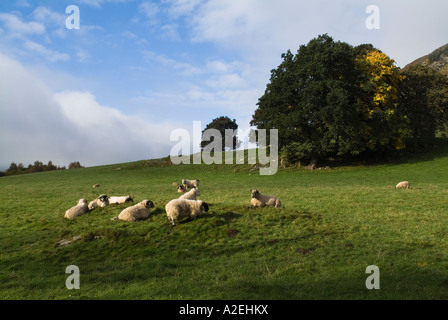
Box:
[1,0,447,169]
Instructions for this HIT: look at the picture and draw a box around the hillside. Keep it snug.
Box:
[1,142,448,301]
[402,42,448,75]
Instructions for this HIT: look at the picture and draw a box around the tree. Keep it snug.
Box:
[398,65,448,138]
[68,161,84,169]
[200,116,240,151]
[251,34,408,166]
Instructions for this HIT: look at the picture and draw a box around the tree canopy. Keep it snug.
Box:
[200,116,240,151]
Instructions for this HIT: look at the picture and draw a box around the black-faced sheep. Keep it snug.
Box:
[250,189,282,208]
[177,185,187,193]
[182,179,200,189]
[108,196,133,204]
[88,194,109,210]
[178,187,201,200]
[117,200,154,222]
[165,199,209,226]
[395,181,410,189]
[64,199,89,219]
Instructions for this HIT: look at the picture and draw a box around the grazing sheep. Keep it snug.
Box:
[178,187,201,200]
[92,184,100,188]
[165,199,209,226]
[118,200,155,222]
[395,181,411,189]
[108,196,133,205]
[250,189,282,208]
[177,185,187,193]
[182,179,200,189]
[88,194,109,210]
[64,199,89,219]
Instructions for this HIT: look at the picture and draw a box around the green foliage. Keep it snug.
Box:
[200,116,240,151]
[3,160,66,177]
[251,34,408,166]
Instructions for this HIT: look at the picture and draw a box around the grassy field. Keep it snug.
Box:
[1,142,448,300]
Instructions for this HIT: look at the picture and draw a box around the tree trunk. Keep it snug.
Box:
[308,158,318,170]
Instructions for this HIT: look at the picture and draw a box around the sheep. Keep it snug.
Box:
[108,196,133,205]
[250,189,282,208]
[178,187,201,200]
[118,200,155,222]
[88,194,109,210]
[92,184,100,188]
[64,199,89,219]
[177,185,187,193]
[165,199,209,226]
[182,179,200,189]
[395,181,410,189]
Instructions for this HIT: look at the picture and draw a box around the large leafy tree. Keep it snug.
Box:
[251,34,408,165]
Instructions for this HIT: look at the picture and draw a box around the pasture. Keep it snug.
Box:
[1,143,448,300]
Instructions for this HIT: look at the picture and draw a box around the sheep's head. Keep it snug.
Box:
[194,188,201,196]
[177,185,186,193]
[126,196,134,202]
[251,189,260,199]
[143,200,155,209]
[99,194,109,203]
[200,201,209,212]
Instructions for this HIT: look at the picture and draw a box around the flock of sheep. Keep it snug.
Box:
[64,179,281,226]
[64,177,410,225]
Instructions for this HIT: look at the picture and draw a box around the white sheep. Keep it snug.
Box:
[64,199,89,219]
[108,196,133,204]
[178,187,201,200]
[182,179,200,189]
[250,189,282,208]
[165,199,209,226]
[117,200,155,222]
[88,194,109,210]
[395,181,410,189]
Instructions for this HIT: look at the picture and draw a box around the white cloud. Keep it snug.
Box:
[0,12,45,36]
[23,40,70,62]
[0,53,178,170]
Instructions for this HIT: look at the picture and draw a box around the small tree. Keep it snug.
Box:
[200,116,241,151]
[68,161,84,169]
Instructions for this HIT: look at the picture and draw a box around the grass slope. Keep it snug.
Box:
[1,143,448,300]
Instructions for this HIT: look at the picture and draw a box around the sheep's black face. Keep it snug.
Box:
[99,195,108,202]
[126,197,134,202]
[146,200,155,208]
[202,202,209,212]
[251,190,259,199]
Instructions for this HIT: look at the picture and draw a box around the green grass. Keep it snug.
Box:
[1,143,448,300]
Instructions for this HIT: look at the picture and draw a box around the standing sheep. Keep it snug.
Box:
[88,194,109,210]
[108,196,133,204]
[118,200,155,222]
[178,188,201,200]
[165,199,209,226]
[250,189,282,208]
[182,179,200,189]
[64,199,89,219]
[395,181,411,189]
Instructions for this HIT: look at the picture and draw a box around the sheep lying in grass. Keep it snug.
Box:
[177,185,187,193]
[178,187,201,200]
[395,181,410,189]
[250,189,282,208]
[88,194,109,210]
[118,200,155,222]
[182,179,200,189]
[108,196,133,205]
[64,199,89,219]
[165,199,209,226]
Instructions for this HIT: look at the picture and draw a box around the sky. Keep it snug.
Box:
[0,0,447,170]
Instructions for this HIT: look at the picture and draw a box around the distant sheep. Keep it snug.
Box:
[88,194,109,210]
[177,185,187,193]
[395,181,410,189]
[92,184,100,188]
[64,199,89,219]
[182,179,200,189]
[250,189,282,208]
[118,200,155,222]
[108,196,133,204]
[165,199,209,226]
[178,187,201,200]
